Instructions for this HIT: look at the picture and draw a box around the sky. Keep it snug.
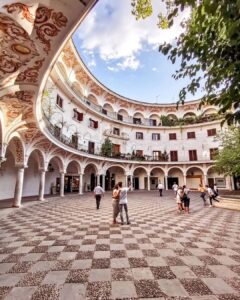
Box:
[73,0,205,104]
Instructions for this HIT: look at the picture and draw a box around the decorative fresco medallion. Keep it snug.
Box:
[12,44,31,55]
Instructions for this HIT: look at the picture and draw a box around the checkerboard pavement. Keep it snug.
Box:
[0,190,240,300]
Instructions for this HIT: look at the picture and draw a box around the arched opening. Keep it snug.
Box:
[150,167,165,190]
[83,163,98,192]
[45,156,64,196]
[105,165,126,191]
[133,167,148,190]
[118,109,129,122]
[167,167,184,189]
[186,166,204,189]
[87,94,99,106]
[207,167,226,189]
[203,108,218,116]
[65,160,81,193]
[0,136,25,206]
[23,149,45,199]
[103,103,114,113]
[167,114,178,121]
[183,112,196,119]
[133,112,144,125]
[149,114,159,126]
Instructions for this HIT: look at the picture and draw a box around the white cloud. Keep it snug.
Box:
[152,67,157,72]
[76,0,190,71]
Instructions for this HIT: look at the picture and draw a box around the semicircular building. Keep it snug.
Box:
[0,0,236,205]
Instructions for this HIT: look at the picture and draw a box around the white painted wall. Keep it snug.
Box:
[0,152,16,200]
[22,156,40,197]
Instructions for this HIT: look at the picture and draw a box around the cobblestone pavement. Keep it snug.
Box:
[0,191,240,300]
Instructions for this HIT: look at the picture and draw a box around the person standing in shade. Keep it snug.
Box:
[198,184,207,206]
[182,185,190,214]
[93,184,104,209]
[112,184,120,224]
[157,182,164,197]
[172,182,179,195]
[118,181,131,225]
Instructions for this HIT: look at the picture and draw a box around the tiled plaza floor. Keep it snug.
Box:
[0,190,240,300]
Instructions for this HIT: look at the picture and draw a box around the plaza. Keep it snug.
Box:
[0,191,240,299]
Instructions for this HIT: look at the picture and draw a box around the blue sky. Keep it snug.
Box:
[73,0,205,104]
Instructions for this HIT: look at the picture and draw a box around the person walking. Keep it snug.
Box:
[206,185,214,207]
[112,184,120,224]
[157,182,164,197]
[172,182,179,195]
[182,185,190,213]
[118,181,131,225]
[198,184,207,206]
[93,184,104,209]
[213,183,220,202]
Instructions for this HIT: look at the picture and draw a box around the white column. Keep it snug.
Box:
[183,174,187,186]
[96,174,100,186]
[60,172,65,197]
[102,175,105,190]
[203,173,208,186]
[13,167,25,207]
[226,175,233,191]
[147,175,150,191]
[78,173,83,195]
[39,170,46,201]
[125,175,128,187]
[165,176,168,190]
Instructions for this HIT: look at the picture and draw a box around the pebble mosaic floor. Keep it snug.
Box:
[0,190,240,300]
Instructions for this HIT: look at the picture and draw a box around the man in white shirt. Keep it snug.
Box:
[172,182,178,195]
[157,182,164,197]
[206,185,214,207]
[118,181,131,225]
[93,184,104,209]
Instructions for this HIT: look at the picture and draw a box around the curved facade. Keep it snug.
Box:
[0,1,233,205]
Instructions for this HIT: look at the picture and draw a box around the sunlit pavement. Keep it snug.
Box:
[0,190,239,299]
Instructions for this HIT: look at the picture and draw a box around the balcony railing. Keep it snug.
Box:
[60,70,223,128]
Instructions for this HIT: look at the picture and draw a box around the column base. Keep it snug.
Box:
[39,198,45,201]
[12,204,21,208]
[78,193,83,195]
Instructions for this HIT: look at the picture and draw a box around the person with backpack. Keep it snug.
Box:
[182,185,190,213]
[206,185,214,207]
[198,184,207,206]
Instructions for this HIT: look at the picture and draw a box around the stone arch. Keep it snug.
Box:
[203,108,218,116]
[186,166,204,189]
[87,93,99,106]
[45,155,65,196]
[118,109,129,118]
[149,167,165,190]
[103,103,114,113]
[48,155,65,173]
[83,162,98,192]
[104,164,126,190]
[27,148,45,170]
[167,114,178,120]
[7,136,25,166]
[183,112,197,119]
[133,166,148,190]
[133,112,144,119]
[66,160,81,174]
[167,167,184,189]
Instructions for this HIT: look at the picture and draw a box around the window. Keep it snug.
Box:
[112,144,121,155]
[149,119,157,126]
[187,131,196,139]
[136,132,143,139]
[102,108,107,115]
[210,148,219,160]
[133,117,142,125]
[207,128,217,136]
[152,133,160,140]
[117,114,123,121]
[189,150,198,161]
[56,94,63,108]
[89,118,98,129]
[169,133,177,140]
[136,150,143,157]
[73,109,83,122]
[153,151,161,160]
[170,151,178,161]
[71,134,78,149]
[113,128,120,135]
[88,141,95,154]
